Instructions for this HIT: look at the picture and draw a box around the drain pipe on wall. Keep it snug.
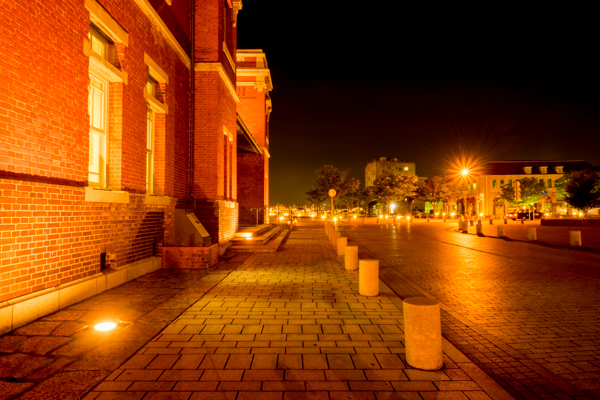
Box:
[189,1,196,215]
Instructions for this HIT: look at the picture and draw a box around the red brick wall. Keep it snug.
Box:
[237,86,267,147]
[237,153,266,224]
[0,0,193,302]
[0,179,172,303]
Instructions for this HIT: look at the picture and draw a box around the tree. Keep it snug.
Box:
[369,174,418,214]
[416,176,447,215]
[352,186,377,216]
[497,177,545,209]
[304,189,326,214]
[563,169,600,215]
[308,165,360,213]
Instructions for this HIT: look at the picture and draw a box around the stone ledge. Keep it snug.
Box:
[85,187,130,203]
[0,257,161,334]
[144,194,171,206]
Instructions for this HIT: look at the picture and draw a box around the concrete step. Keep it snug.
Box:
[235,224,272,238]
[231,225,281,246]
[229,228,291,253]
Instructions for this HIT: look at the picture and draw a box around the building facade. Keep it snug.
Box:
[365,157,416,187]
[465,160,594,218]
[0,0,271,333]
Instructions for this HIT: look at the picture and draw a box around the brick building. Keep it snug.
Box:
[0,0,272,333]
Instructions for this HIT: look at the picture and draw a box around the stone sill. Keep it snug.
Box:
[145,194,170,206]
[0,257,161,335]
[85,187,129,203]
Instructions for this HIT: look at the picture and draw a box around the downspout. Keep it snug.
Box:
[189,1,196,214]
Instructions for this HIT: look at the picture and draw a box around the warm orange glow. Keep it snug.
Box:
[94,322,116,331]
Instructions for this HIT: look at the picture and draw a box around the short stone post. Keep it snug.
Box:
[359,259,379,296]
[457,220,462,231]
[469,220,474,227]
[403,297,443,370]
[462,221,469,233]
[476,223,483,235]
[345,246,359,270]
[489,218,493,225]
[337,237,347,256]
[331,232,341,247]
[527,228,537,241]
[497,225,506,237]
[504,218,508,224]
[521,218,525,225]
[570,231,582,246]
[427,217,430,222]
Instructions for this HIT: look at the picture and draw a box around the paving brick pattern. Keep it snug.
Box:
[0,257,250,400]
[342,220,600,399]
[85,226,503,400]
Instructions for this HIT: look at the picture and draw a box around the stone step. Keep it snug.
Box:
[231,225,281,246]
[235,223,272,238]
[229,228,291,253]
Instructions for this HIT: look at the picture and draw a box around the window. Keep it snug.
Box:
[500,180,504,186]
[88,73,108,186]
[492,180,497,189]
[508,179,512,187]
[523,166,532,174]
[468,184,471,190]
[473,183,476,190]
[89,25,110,59]
[146,75,157,98]
[547,179,552,188]
[539,166,548,174]
[540,179,544,186]
[146,108,154,193]
[554,166,564,173]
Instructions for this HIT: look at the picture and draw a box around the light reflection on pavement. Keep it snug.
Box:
[341,220,600,399]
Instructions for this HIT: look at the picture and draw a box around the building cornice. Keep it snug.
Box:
[194,62,240,103]
[133,0,191,69]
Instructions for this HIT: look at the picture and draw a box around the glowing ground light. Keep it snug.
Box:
[94,322,117,331]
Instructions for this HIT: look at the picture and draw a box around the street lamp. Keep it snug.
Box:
[461,169,470,219]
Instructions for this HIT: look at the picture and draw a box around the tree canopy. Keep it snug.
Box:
[496,177,545,207]
[369,174,418,213]
[306,164,360,209]
[563,169,600,214]
[416,176,458,213]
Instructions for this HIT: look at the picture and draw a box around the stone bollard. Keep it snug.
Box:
[427,217,430,222]
[462,221,469,233]
[570,231,582,246]
[476,223,483,235]
[489,218,493,225]
[359,259,379,296]
[457,220,462,231]
[527,227,537,241]
[497,225,506,237]
[331,232,341,247]
[337,237,348,256]
[403,297,443,370]
[521,218,525,225]
[469,220,474,226]
[345,246,358,270]
[504,218,508,224]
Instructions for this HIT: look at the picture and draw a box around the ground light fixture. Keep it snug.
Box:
[94,322,117,331]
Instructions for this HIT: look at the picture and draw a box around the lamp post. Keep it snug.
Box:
[461,169,470,219]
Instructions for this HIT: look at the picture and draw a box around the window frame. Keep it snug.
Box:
[88,71,109,188]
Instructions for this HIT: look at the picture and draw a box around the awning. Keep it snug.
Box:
[237,114,262,154]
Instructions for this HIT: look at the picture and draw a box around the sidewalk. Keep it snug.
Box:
[83,225,509,400]
[0,224,511,400]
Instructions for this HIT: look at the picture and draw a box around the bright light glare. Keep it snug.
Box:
[94,322,116,331]
[461,169,469,177]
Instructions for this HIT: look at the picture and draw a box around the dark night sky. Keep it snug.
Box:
[237,4,600,206]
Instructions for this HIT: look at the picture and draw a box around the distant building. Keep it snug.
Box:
[467,160,594,217]
[365,157,416,187]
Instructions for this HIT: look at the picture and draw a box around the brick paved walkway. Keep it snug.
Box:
[81,226,507,400]
[341,220,600,400]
